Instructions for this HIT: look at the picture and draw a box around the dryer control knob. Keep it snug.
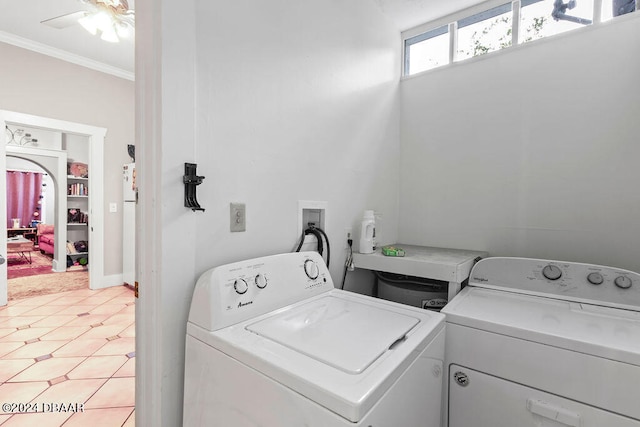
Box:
[587,272,604,285]
[234,278,248,294]
[304,260,319,280]
[614,276,632,289]
[255,274,268,289]
[542,265,562,281]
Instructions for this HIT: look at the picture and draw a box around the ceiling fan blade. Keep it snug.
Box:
[41,11,88,29]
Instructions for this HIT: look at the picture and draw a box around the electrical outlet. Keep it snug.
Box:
[344,227,352,249]
[230,203,246,232]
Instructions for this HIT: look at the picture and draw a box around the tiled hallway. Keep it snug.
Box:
[0,286,135,426]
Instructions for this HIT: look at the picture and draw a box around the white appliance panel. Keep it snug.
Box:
[122,163,135,202]
[188,291,444,422]
[246,295,419,374]
[442,257,640,427]
[448,365,639,427]
[446,323,640,422]
[122,201,135,286]
[189,252,335,332]
[184,252,446,425]
[468,257,640,311]
[445,287,640,366]
[184,330,445,427]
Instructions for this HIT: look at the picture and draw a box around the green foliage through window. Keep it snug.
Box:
[403,0,636,76]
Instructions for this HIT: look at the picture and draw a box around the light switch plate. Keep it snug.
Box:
[230,203,246,232]
[109,202,118,213]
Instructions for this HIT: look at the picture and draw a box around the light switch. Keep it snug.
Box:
[109,202,118,213]
[230,203,246,232]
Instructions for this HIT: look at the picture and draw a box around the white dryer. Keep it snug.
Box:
[184,251,445,426]
[442,257,640,427]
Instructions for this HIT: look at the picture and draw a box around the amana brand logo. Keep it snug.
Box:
[473,276,489,282]
[238,301,253,308]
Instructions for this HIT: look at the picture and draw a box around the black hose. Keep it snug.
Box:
[340,241,352,290]
[307,228,324,257]
[294,225,330,268]
[294,228,306,252]
[314,227,330,268]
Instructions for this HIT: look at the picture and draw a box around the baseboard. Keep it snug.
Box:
[52,259,65,273]
[91,273,123,290]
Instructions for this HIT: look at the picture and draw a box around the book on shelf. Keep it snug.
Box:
[67,182,88,196]
[67,209,88,224]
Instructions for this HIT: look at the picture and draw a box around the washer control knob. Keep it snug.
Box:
[542,265,562,281]
[255,274,268,289]
[304,260,319,280]
[234,278,248,294]
[614,276,632,289]
[587,272,604,285]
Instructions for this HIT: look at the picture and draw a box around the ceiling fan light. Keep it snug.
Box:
[78,14,98,35]
[100,25,119,43]
[94,11,113,33]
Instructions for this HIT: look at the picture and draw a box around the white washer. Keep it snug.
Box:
[442,257,640,427]
[184,251,445,426]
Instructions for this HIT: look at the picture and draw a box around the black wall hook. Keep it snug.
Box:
[184,163,205,212]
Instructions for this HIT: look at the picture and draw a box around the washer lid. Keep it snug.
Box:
[246,295,419,374]
[187,289,445,423]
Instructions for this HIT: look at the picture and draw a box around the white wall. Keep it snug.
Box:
[63,134,90,164]
[193,1,401,275]
[0,42,134,277]
[5,125,61,149]
[399,14,640,272]
[136,0,401,425]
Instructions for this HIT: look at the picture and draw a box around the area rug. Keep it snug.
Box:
[8,271,88,301]
[7,250,56,279]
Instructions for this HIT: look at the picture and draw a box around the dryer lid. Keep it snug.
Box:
[443,287,640,367]
[246,295,419,374]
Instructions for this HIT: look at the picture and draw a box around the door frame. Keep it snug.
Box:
[6,146,68,273]
[1,110,107,306]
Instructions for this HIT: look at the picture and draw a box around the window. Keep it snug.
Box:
[457,3,513,61]
[404,25,449,75]
[602,0,637,21]
[402,0,637,76]
[520,0,593,45]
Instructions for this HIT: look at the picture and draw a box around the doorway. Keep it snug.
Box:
[1,110,107,306]
[6,154,90,300]
[0,112,135,426]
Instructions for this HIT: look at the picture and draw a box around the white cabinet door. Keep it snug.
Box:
[448,365,640,427]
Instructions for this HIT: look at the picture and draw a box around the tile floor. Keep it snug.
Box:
[0,286,135,426]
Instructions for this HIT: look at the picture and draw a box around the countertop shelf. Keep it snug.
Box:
[352,244,488,300]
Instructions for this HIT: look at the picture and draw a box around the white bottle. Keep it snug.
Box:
[359,210,376,254]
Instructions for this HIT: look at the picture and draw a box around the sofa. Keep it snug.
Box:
[37,223,55,255]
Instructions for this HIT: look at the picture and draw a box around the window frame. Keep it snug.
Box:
[455,2,514,62]
[402,0,638,77]
[404,24,450,75]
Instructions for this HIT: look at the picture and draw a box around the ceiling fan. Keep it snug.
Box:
[41,0,135,43]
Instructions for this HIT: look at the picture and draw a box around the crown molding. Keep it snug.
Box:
[0,30,134,81]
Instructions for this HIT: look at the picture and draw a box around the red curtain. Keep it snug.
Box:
[6,171,43,229]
